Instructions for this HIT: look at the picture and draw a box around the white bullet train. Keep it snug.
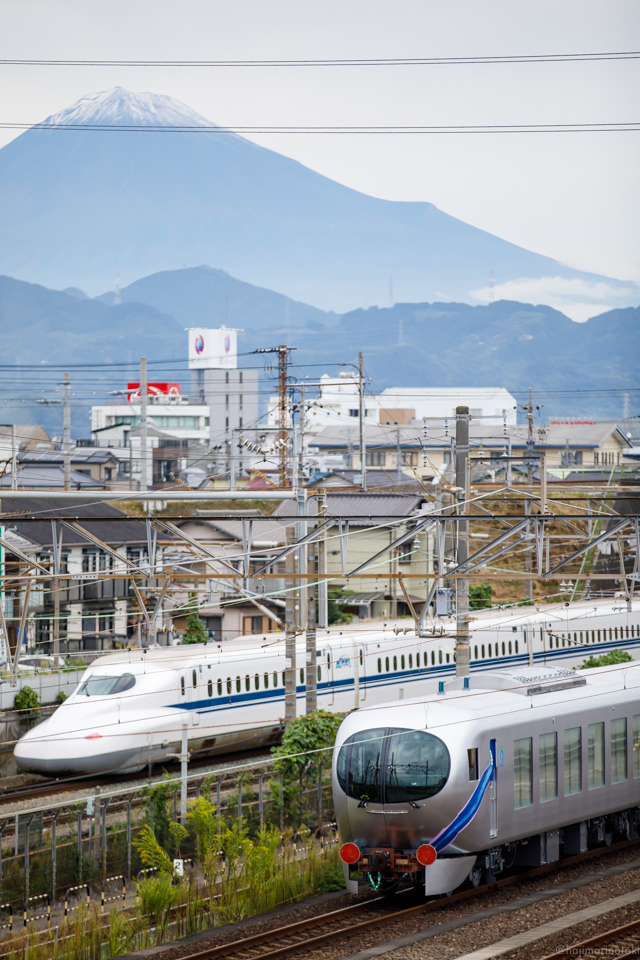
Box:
[333,661,640,897]
[14,598,640,776]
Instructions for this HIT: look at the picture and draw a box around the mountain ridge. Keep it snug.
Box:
[0,87,636,316]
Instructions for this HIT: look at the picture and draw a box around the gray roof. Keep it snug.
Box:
[0,465,105,489]
[0,497,155,548]
[275,491,425,520]
[20,448,120,465]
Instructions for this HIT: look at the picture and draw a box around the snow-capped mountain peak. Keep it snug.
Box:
[40,87,218,129]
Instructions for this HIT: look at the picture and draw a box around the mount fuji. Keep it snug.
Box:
[0,87,636,315]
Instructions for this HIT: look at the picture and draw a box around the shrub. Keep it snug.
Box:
[55,690,68,704]
[469,583,492,610]
[579,650,634,669]
[14,685,41,714]
[182,592,208,644]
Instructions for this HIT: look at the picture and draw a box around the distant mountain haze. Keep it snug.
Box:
[0,272,637,427]
[0,87,637,317]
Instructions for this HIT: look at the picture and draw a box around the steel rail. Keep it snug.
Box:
[173,838,640,960]
[538,916,640,960]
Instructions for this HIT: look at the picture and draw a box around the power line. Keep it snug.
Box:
[1,51,638,67]
[1,121,638,135]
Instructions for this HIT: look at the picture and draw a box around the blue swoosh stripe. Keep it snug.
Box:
[431,757,494,853]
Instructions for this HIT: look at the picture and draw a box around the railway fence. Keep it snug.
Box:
[0,761,337,939]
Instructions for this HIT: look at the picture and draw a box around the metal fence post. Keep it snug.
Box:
[51,811,60,904]
[258,772,265,831]
[24,814,34,907]
[126,798,132,880]
[101,798,111,882]
[77,811,83,884]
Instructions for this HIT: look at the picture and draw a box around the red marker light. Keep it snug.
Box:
[416,844,437,866]
[340,842,361,864]
[84,733,102,740]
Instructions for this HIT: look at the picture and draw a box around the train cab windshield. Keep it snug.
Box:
[78,673,136,696]
[337,727,450,804]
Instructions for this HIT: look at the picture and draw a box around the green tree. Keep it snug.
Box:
[14,685,41,725]
[469,583,492,610]
[327,588,353,625]
[578,650,633,669]
[182,592,208,644]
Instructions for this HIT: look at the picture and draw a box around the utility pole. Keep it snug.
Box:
[517,388,542,601]
[278,345,289,487]
[140,357,148,492]
[396,427,402,483]
[358,352,367,492]
[317,492,328,628]
[10,424,17,490]
[455,405,470,677]
[63,373,71,491]
[284,525,297,720]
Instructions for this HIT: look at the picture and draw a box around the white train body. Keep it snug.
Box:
[14,598,640,776]
[332,661,640,896]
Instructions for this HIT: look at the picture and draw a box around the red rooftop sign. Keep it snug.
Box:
[549,420,596,426]
[127,382,181,401]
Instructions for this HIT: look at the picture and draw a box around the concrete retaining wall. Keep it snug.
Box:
[0,671,86,710]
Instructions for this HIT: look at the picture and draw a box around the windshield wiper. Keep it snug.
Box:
[387,764,420,809]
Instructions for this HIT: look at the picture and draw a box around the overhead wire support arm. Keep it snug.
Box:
[544,518,630,579]
[252,517,332,577]
[346,516,435,578]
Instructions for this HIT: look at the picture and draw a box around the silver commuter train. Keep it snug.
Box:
[14,598,640,776]
[332,662,640,896]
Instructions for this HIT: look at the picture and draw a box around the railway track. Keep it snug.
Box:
[168,838,640,960]
[540,916,640,959]
[0,748,271,805]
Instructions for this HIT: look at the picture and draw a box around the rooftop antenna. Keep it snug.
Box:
[114,272,121,306]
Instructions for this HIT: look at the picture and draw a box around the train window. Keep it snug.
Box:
[424,652,428,666]
[609,628,613,640]
[337,728,450,804]
[588,722,605,789]
[300,668,304,685]
[378,658,382,673]
[78,673,136,696]
[626,626,630,638]
[564,727,581,795]
[468,748,479,781]
[264,673,269,688]
[393,656,398,671]
[515,640,519,654]
[360,649,364,666]
[598,630,601,642]
[562,637,566,647]
[327,654,331,670]
[180,676,185,697]
[255,675,259,690]
[273,672,278,687]
[539,733,557,802]
[193,670,197,688]
[474,646,478,660]
[580,632,583,644]
[488,644,492,658]
[282,672,286,686]
[431,651,435,666]
[226,678,232,694]
[386,657,390,672]
[615,627,618,639]
[207,680,213,698]
[611,718,627,783]
[217,679,222,696]
[514,737,533,808]
[502,642,506,656]
[446,653,450,663]
[481,645,485,659]
[401,655,405,670]
[509,641,512,655]
[408,653,413,669]
[317,666,322,682]
[245,676,250,692]
[633,716,640,778]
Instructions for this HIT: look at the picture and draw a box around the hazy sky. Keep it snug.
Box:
[2,0,639,294]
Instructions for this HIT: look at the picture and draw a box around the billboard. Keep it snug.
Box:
[188,327,237,370]
[127,383,181,401]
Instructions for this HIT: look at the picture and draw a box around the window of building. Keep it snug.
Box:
[366,450,385,466]
[514,737,533,808]
[402,452,418,466]
[349,409,358,417]
[611,718,627,783]
[82,549,114,572]
[398,540,414,564]
[564,727,582,795]
[150,416,200,429]
[588,722,605,789]
[539,732,557,801]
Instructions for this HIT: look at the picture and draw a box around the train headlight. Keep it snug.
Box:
[416,844,437,866]
[340,843,361,864]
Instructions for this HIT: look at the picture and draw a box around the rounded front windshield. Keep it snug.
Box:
[78,673,136,696]
[337,727,450,804]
